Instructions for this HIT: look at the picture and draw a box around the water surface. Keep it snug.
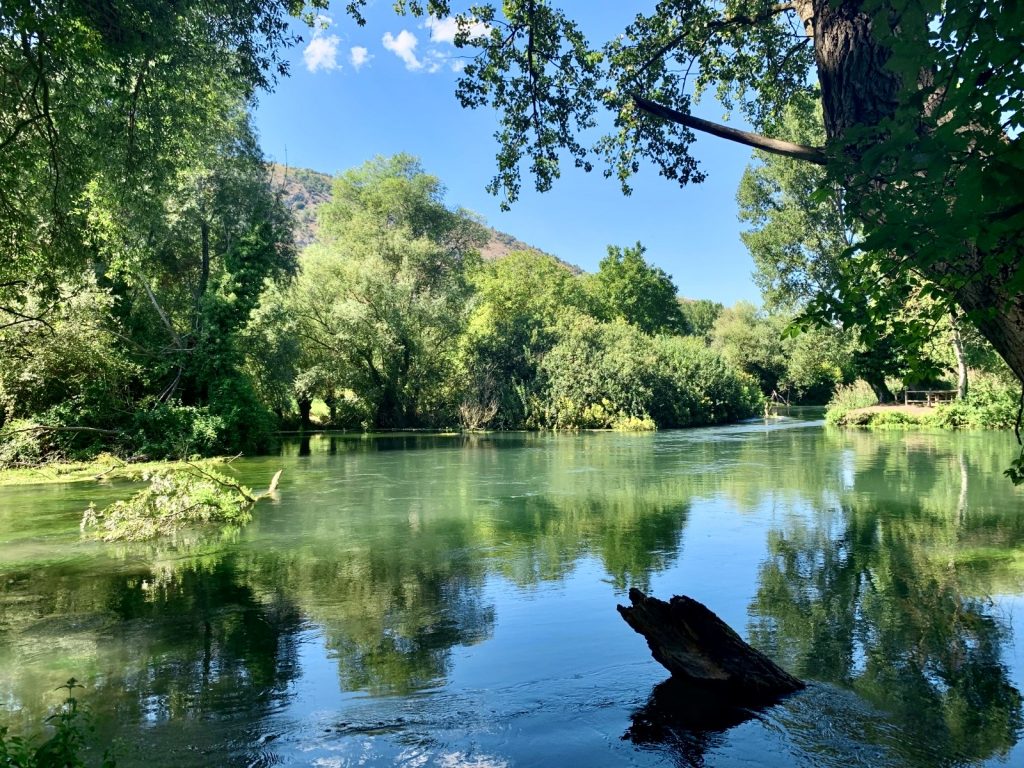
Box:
[2,418,1023,767]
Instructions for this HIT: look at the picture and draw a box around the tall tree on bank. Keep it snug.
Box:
[735,97,968,401]
[290,155,488,429]
[0,0,323,319]
[344,0,1024,386]
[0,1,311,454]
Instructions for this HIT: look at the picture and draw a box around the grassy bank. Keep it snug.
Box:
[826,375,1021,431]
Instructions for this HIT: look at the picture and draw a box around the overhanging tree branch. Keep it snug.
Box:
[628,3,800,83]
[632,95,827,164]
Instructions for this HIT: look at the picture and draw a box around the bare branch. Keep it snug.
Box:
[632,95,827,164]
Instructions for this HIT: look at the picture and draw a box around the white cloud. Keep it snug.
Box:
[422,50,448,74]
[450,58,466,73]
[349,46,372,71]
[304,17,341,73]
[425,16,489,44]
[425,16,459,44]
[382,29,422,71]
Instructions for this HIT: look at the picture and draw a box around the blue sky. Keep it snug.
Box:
[253,3,762,305]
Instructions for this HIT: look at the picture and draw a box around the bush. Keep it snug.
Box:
[611,414,657,431]
[126,402,225,459]
[206,376,277,454]
[0,420,49,468]
[928,372,1021,430]
[534,318,761,430]
[651,336,763,426]
[825,380,879,424]
[536,317,657,429]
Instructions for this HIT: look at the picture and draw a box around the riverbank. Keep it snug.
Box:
[826,375,1021,430]
[0,454,233,487]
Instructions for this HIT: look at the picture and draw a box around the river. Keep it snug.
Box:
[1,415,1023,767]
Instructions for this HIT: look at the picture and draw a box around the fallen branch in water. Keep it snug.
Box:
[81,466,283,542]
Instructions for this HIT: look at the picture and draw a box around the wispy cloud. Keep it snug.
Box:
[304,16,341,73]
[425,16,490,45]
[349,46,372,71]
[382,29,422,71]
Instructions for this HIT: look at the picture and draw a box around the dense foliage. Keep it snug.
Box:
[0,0,316,463]
[275,155,765,432]
[344,0,1024,390]
[2,0,1019,464]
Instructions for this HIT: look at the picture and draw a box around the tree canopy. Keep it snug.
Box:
[345,0,1024,387]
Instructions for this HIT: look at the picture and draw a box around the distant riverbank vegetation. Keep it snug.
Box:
[2,149,1016,469]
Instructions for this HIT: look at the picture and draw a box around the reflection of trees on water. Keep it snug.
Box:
[0,432,698,750]
[0,555,305,766]
[2,427,1022,766]
[748,435,1024,766]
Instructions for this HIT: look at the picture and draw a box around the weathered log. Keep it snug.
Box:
[617,588,804,703]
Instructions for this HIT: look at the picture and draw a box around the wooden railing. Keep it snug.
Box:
[904,389,958,406]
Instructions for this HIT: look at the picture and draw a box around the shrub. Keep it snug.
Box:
[0,420,49,468]
[537,317,657,429]
[927,372,1021,430]
[206,377,277,454]
[651,336,763,426]
[611,414,657,431]
[535,318,761,430]
[825,380,879,424]
[126,402,225,459]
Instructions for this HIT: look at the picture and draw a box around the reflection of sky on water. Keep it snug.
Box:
[1,420,1023,766]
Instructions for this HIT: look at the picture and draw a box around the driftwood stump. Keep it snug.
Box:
[617,588,804,704]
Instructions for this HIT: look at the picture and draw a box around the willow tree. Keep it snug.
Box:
[347,0,1022,387]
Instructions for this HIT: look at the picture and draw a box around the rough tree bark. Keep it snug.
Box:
[617,588,805,704]
[808,0,1024,383]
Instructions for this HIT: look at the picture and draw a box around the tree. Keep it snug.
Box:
[290,155,487,428]
[711,302,853,403]
[736,98,958,401]
[588,242,688,335]
[679,299,723,343]
[736,98,849,314]
[459,249,589,428]
[0,0,313,457]
[712,303,790,398]
[346,0,1024,385]
[0,0,323,320]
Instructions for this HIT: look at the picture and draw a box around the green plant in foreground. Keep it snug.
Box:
[81,467,281,542]
[0,680,114,768]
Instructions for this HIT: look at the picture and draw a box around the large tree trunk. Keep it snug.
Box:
[954,269,1024,384]
[805,0,1024,384]
[950,313,969,400]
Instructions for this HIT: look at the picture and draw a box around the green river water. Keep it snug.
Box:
[2,415,1024,767]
